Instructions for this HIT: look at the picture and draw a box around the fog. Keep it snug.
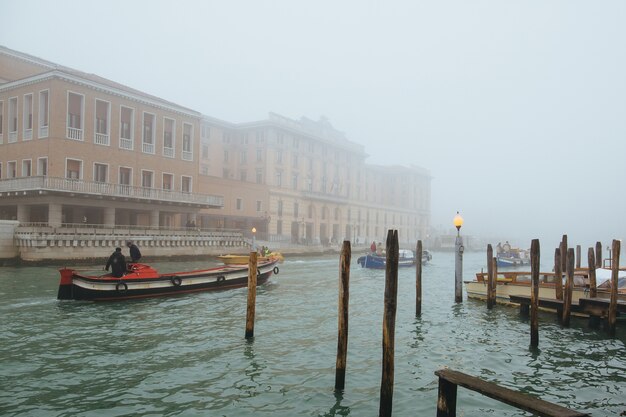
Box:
[2,0,625,255]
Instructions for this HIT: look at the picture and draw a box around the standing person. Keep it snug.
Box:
[105,247,126,278]
[126,240,142,262]
[370,241,377,253]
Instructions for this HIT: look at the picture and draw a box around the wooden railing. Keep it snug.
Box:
[435,369,590,417]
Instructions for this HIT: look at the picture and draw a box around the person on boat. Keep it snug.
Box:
[376,242,384,256]
[105,247,127,278]
[126,240,142,262]
[370,241,377,253]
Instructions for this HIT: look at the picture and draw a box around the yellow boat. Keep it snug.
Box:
[218,252,284,265]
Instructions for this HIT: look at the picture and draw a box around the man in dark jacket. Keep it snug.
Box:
[126,240,142,262]
[105,247,126,278]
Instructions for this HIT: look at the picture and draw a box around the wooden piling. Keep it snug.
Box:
[595,242,602,268]
[554,248,563,301]
[492,257,498,306]
[245,251,258,339]
[415,240,422,317]
[608,239,620,337]
[530,239,540,348]
[486,244,495,309]
[335,241,351,391]
[587,248,597,298]
[562,248,574,327]
[379,230,398,417]
[575,245,581,269]
[560,235,567,275]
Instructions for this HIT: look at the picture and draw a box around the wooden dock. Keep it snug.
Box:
[509,294,626,319]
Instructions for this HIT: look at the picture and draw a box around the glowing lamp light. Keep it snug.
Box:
[252,227,257,234]
[453,211,464,232]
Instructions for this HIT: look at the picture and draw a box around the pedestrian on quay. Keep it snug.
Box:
[126,240,142,262]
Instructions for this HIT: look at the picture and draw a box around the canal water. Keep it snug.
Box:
[1,250,624,416]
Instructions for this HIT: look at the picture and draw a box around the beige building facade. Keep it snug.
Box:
[0,46,431,249]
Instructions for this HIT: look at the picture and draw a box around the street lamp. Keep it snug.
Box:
[252,227,257,251]
[453,211,464,303]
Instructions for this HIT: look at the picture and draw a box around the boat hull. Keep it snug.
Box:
[357,253,416,269]
[58,260,279,301]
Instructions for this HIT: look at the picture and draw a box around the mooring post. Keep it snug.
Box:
[595,242,602,268]
[487,244,495,309]
[492,257,498,306]
[436,375,457,417]
[416,240,423,317]
[245,251,258,339]
[608,239,620,337]
[379,230,398,417]
[562,248,574,327]
[587,248,597,298]
[453,212,464,303]
[560,235,568,275]
[554,248,563,301]
[335,240,351,391]
[530,239,540,348]
[575,245,581,269]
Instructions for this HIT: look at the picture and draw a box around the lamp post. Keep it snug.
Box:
[251,227,257,251]
[453,211,464,303]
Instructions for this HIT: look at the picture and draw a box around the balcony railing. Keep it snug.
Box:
[142,142,155,154]
[163,147,175,158]
[95,132,109,145]
[67,127,83,141]
[9,131,17,143]
[0,176,223,208]
[23,129,32,140]
[120,137,133,150]
[182,150,193,161]
[39,126,48,138]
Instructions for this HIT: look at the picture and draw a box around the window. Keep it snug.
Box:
[67,92,84,140]
[277,200,283,217]
[182,123,193,161]
[94,100,110,145]
[94,163,108,182]
[236,198,243,211]
[8,161,17,178]
[294,202,299,218]
[276,150,282,164]
[8,97,17,143]
[119,167,132,194]
[256,168,263,184]
[181,176,192,192]
[223,150,229,162]
[306,176,313,192]
[292,174,298,190]
[275,171,282,187]
[22,160,32,177]
[141,170,153,188]
[256,200,262,212]
[201,124,210,139]
[256,148,263,162]
[38,91,49,138]
[162,173,173,190]
[66,159,82,179]
[202,144,208,159]
[240,151,247,163]
[293,154,298,168]
[37,157,48,176]
[142,112,155,153]
[120,106,134,149]
[163,118,175,157]
[240,170,247,181]
[23,94,33,140]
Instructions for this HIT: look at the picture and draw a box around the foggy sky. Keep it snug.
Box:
[2,0,625,254]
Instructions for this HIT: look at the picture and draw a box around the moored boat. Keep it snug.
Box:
[496,242,530,267]
[465,268,626,305]
[57,259,280,301]
[357,249,417,269]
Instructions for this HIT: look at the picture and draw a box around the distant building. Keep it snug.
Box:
[0,45,431,245]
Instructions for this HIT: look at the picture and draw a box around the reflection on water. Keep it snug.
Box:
[0,251,624,416]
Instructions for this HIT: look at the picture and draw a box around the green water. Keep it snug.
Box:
[0,252,624,416]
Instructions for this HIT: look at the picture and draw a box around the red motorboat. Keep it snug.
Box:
[57,259,280,301]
